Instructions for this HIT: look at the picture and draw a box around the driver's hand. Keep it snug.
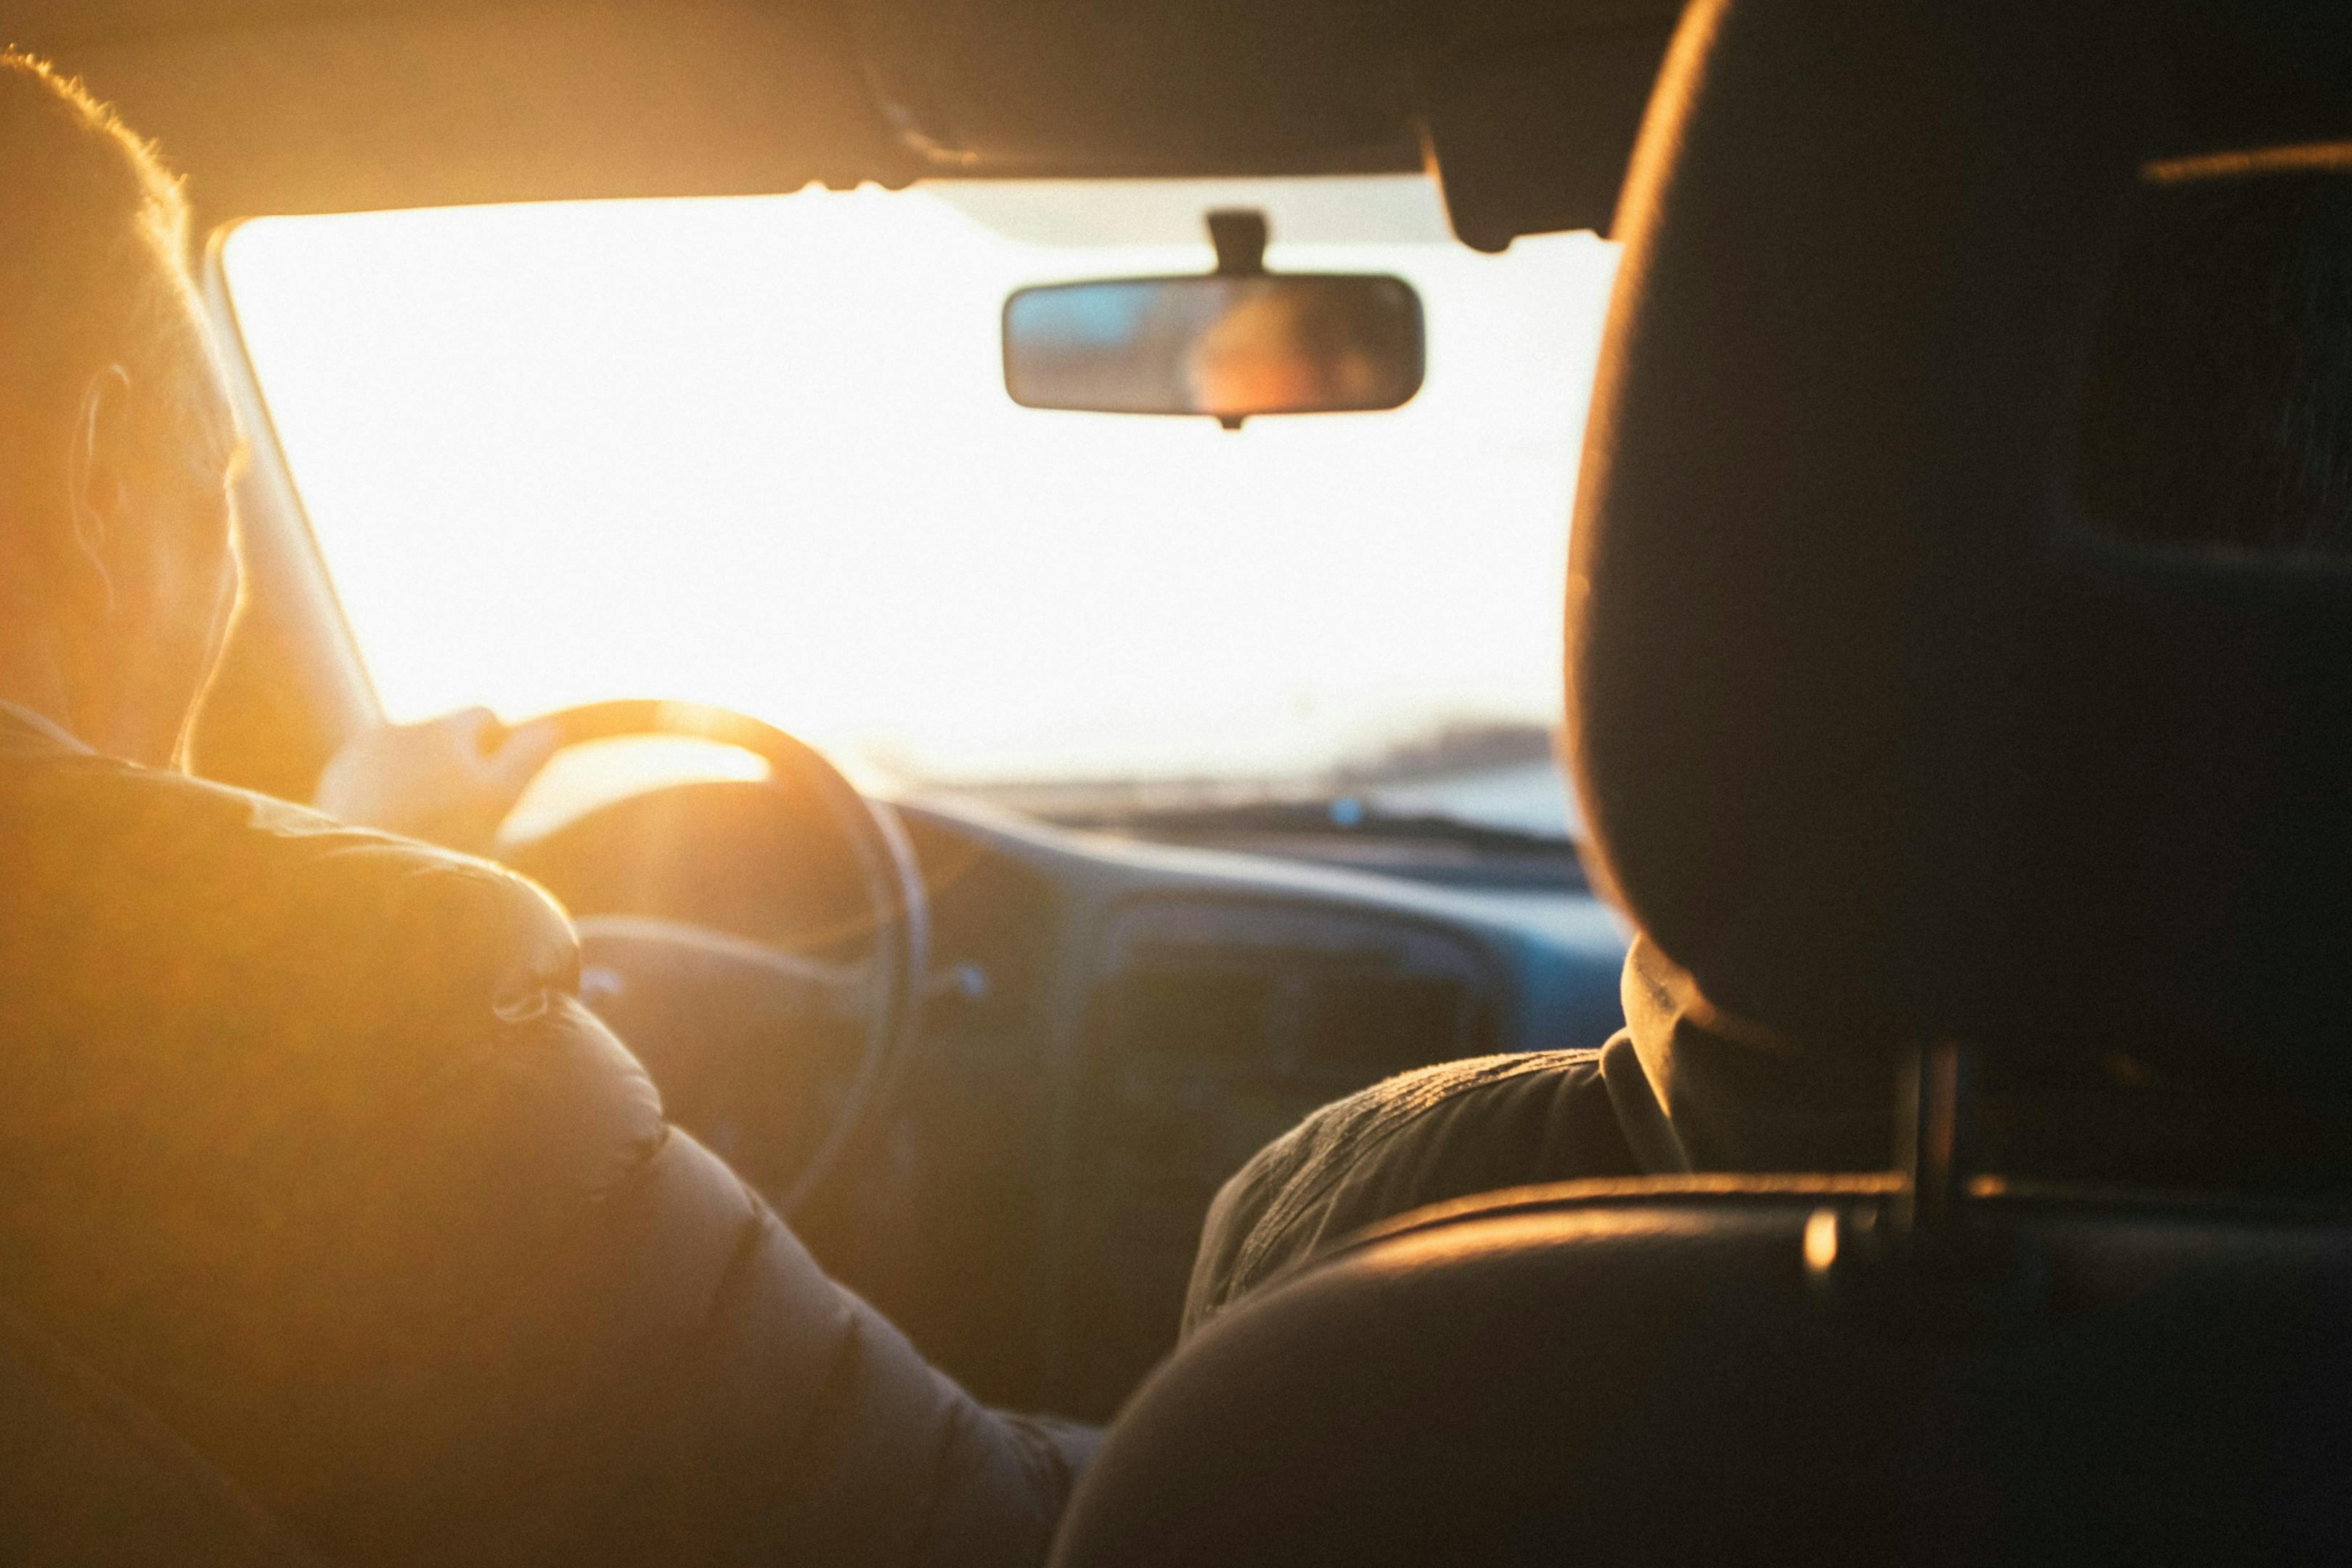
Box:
[312,707,562,855]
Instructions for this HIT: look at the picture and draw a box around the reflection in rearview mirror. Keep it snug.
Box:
[1003,274,1424,424]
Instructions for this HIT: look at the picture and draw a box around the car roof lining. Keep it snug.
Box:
[15,0,1683,243]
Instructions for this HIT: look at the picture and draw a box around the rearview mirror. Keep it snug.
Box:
[1003,273,1425,425]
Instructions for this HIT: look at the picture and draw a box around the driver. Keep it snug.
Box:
[311,706,563,855]
[0,52,1088,1566]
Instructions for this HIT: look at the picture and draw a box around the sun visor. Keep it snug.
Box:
[1423,24,1673,250]
[841,0,1420,176]
[40,1,916,221]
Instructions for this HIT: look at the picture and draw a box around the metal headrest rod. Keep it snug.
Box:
[1806,1041,2049,1328]
[1892,1041,1975,1236]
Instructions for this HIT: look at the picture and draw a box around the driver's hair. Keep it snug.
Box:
[0,52,228,520]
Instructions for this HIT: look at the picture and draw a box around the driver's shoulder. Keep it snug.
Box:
[0,742,581,1034]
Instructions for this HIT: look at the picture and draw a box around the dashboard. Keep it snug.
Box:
[510,783,1630,1421]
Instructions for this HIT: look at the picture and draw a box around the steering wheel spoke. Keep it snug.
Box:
[574,915,875,1027]
[507,701,930,1215]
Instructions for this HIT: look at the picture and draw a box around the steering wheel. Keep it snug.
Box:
[511,700,930,1216]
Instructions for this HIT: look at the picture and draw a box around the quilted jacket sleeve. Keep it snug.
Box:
[0,748,1089,1567]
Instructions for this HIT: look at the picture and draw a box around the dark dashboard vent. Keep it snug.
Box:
[1058,898,1506,1416]
[1302,971,1492,1072]
[1109,963,1279,1063]
[1094,938,1495,1077]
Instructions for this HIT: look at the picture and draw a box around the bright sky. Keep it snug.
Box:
[224,176,1617,788]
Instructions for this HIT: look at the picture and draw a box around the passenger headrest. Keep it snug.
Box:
[1567,0,2352,1085]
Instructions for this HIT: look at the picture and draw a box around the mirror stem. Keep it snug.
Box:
[1209,208,1267,277]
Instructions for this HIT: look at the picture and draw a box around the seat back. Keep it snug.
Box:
[1051,1179,2352,1567]
[1564,0,2352,1074]
[1053,5,2352,1556]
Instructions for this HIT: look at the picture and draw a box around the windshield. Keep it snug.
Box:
[224,176,1617,839]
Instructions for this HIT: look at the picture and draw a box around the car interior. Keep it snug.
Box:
[5,0,2351,1561]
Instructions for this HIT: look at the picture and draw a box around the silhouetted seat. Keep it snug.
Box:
[1050,3,2352,1563]
[1054,1179,2352,1565]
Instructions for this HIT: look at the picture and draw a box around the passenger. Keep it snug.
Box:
[1184,169,2352,1334]
[0,53,1087,1566]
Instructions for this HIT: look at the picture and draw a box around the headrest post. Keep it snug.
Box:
[1892,1041,1977,1234]
[1206,208,1267,277]
[1809,1038,2047,1326]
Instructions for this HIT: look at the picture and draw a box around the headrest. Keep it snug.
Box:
[1567,0,2352,1085]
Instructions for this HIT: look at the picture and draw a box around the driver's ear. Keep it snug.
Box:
[62,364,135,619]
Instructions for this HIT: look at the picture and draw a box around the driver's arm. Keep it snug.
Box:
[311,706,561,854]
[7,751,1095,1564]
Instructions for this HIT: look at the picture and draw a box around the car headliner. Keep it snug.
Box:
[9,0,1681,240]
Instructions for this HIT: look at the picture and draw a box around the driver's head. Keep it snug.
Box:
[0,52,240,768]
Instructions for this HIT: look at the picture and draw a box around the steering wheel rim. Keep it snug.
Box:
[518,699,930,1216]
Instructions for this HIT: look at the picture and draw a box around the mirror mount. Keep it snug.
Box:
[1206,211,1270,426]
[1206,208,1268,278]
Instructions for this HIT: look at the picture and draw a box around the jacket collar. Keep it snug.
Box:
[1617,932,1895,1173]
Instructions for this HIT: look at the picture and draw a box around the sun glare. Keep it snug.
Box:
[224,176,1616,788]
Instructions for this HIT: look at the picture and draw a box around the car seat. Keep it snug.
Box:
[1048,3,2352,1562]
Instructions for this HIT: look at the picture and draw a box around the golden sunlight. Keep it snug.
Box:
[224,177,1616,792]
